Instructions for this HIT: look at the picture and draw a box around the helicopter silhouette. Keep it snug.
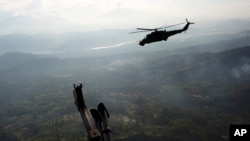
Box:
[130,19,194,46]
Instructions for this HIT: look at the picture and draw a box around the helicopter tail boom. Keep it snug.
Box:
[182,19,194,31]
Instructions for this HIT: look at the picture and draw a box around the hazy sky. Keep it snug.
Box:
[0,0,250,34]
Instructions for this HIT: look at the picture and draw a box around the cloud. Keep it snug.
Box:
[30,50,65,55]
[231,58,250,79]
[91,41,134,50]
[0,0,250,34]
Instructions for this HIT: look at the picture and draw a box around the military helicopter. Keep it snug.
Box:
[130,19,194,46]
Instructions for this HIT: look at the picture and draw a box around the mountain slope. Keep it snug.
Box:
[0,45,250,141]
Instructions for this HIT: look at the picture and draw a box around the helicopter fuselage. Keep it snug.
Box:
[138,19,194,46]
[139,29,183,46]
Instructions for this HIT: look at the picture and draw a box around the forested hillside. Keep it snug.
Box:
[0,46,250,141]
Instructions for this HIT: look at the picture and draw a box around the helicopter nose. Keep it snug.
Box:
[139,42,145,46]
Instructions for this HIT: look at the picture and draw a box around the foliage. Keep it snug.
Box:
[0,46,250,141]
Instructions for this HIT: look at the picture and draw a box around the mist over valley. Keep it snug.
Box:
[0,28,250,140]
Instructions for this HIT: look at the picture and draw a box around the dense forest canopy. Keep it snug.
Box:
[0,41,250,140]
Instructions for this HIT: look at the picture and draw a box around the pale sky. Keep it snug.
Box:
[0,0,250,34]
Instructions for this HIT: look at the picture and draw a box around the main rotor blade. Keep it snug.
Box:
[136,28,155,31]
[129,21,185,34]
[158,22,185,29]
[129,30,151,34]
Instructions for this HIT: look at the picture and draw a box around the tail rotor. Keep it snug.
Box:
[186,19,194,24]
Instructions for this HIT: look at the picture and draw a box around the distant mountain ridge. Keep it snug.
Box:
[1,45,250,83]
[0,29,250,58]
[0,43,250,141]
[176,35,250,54]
